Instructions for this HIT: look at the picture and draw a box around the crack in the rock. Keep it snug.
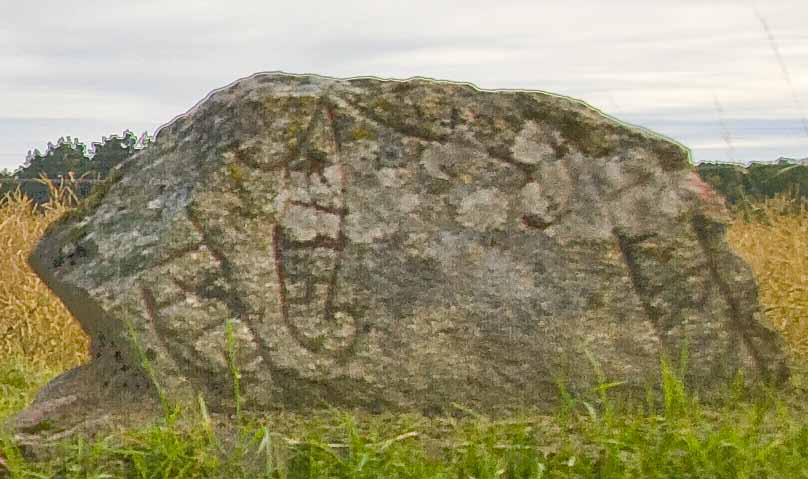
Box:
[139,284,207,389]
[690,213,782,380]
[612,228,664,336]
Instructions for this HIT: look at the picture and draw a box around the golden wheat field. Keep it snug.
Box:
[1,179,806,382]
[0,181,89,371]
[727,195,808,382]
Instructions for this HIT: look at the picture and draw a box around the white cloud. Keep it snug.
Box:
[0,89,174,122]
[1,0,806,169]
[691,136,808,150]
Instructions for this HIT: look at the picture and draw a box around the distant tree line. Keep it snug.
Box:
[12,130,151,180]
[696,160,808,207]
[0,130,151,205]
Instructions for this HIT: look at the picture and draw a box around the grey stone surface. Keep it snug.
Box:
[11,72,789,438]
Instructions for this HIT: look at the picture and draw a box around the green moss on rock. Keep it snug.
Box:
[351,126,376,141]
[226,163,245,186]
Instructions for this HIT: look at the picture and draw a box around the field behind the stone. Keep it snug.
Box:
[0,180,806,478]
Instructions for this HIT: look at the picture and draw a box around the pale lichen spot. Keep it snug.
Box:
[511,121,560,165]
[377,167,410,188]
[419,143,452,180]
[146,198,164,210]
[520,182,554,221]
[456,188,509,232]
[344,212,398,243]
[397,193,421,213]
[281,204,340,241]
[323,164,343,187]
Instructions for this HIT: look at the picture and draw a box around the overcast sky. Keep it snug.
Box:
[1,0,807,171]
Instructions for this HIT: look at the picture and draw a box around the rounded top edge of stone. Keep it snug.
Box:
[152,70,693,167]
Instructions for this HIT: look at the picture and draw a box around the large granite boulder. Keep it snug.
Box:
[11,72,788,437]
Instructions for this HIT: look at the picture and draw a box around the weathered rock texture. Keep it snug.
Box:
[12,72,788,436]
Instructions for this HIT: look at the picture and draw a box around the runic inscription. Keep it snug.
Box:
[270,97,359,357]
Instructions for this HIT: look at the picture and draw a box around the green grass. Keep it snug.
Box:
[0,358,59,425]
[1,352,806,478]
